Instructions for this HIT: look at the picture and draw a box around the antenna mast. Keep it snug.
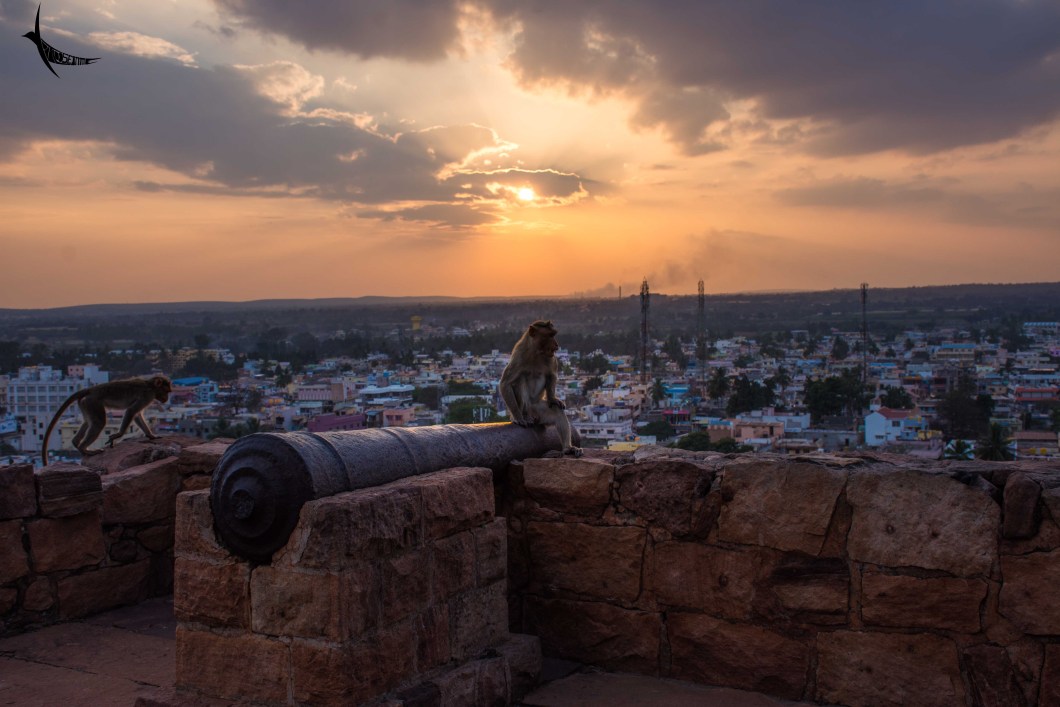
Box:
[640,279,650,384]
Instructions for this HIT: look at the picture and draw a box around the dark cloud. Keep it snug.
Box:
[213,0,464,62]
[776,178,946,208]
[215,0,1060,155]
[0,14,587,228]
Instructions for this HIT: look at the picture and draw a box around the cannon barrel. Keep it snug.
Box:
[211,423,573,562]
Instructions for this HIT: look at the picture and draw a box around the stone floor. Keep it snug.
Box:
[0,598,815,706]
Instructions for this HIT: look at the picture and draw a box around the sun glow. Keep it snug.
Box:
[517,186,536,202]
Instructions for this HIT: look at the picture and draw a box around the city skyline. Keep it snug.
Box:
[2,0,1059,308]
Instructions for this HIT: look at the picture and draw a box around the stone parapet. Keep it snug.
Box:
[501,449,1060,707]
[0,437,223,635]
[174,466,540,707]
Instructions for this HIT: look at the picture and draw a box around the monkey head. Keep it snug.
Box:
[529,320,559,358]
[151,376,173,403]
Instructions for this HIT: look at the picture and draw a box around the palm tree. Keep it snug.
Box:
[943,439,974,460]
[977,423,1014,461]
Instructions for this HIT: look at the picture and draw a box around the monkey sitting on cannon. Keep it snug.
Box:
[41,376,172,465]
[499,320,582,457]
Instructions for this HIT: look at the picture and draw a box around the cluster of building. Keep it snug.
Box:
[2,322,1058,465]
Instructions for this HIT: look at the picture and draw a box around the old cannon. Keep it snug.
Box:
[210,423,576,562]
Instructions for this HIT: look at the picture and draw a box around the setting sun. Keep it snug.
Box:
[516,187,536,202]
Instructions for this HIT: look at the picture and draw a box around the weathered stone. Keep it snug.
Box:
[652,542,759,619]
[1043,487,1060,526]
[412,467,494,540]
[474,518,507,588]
[522,457,613,517]
[172,440,230,476]
[450,580,509,661]
[181,475,211,492]
[0,587,16,614]
[1003,472,1042,540]
[137,524,174,553]
[999,549,1060,634]
[755,555,849,624]
[275,484,422,570]
[102,457,182,525]
[27,510,105,572]
[174,556,250,628]
[35,464,102,517]
[527,597,659,674]
[616,460,712,535]
[669,612,808,699]
[0,464,37,519]
[0,520,28,584]
[252,563,375,639]
[816,631,966,707]
[433,656,509,707]
[22,577,54,611]
[963,644,1026,707]
[291,622,414,705]
[109,538,141,564]
[174,490,232,562]
[414,604,451,671]
[718,460,846,555]
[381,548,430,624]
[527,521,645,603]
[81,437,185,474]
[847,468,999,576]
[177,626,289,704]
[57,559,150,619]
[862,573,986,632]
[497,633,542,699]
[432,531,475,600]
[1041,645,1060,707]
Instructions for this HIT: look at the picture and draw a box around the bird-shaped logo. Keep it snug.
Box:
[22,4,99,78]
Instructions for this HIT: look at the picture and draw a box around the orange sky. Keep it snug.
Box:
[2,1,1059,308]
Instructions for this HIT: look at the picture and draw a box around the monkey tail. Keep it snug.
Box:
[40,388,87,467]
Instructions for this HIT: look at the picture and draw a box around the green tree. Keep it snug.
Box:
[639,420,677,440]
[672,433,751,453]
[943,439,974,460]
[725,375,775,416]
[937,374,990,439]
[880,386,913,409]
[708,367,730,400]
[652,378,667,405]
[977,423,1014,461]
[579,353,611,375]
[584,376,605,394]
[446,398,503,424]
[804,370,867,422]
[831,336,850,360]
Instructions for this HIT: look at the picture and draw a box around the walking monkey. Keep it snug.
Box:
[499,320,582,457]
[41,376,172,465]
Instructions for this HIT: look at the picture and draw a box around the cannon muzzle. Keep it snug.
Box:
[210,423,573,562]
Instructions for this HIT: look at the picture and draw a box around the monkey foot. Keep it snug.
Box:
[564,446,584,458]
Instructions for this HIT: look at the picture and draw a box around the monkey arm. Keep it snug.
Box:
[544,370,564,409]
[499,372,528,425]
[133,412,158,439]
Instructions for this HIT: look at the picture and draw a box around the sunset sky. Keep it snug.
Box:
[2,0,1059,308]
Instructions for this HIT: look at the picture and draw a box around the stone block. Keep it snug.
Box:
[754,555,849,624]
[176,626,289,704]
[862,572,986,632]
[433,656,509,707]
[652,541,759,619]
[999,549,1060,634]
[616,460,712,535]
[181,475,211,492]
[381,548,430,624]
[276,484,422,570]
[174,556,250,628]
[450,580,509,661]
[718,460,846,555]
[963,644,1026,707]
[0,520,28,584]
[27,510,105,572]
[497,633,542,699]
[414,604,451,671]
[102,457,182,525]
[57,559,150,619]
[432,531,476,600]
[527,597,659,675]
[137,524,174,553]
[291,622,414,705]
[174,491,232,562]
[522,457,613,517]
[669,612,808,700]
[252,563,375,639]
[474,518,507,587]
[816,631,965,707]
[173,440,230,476]
[0,587,15,614]
[22,577,54,611]
[1042,645,1060,707]
[0,464,37,519]
[1003,472,1042,540]
[412,467,494,540]
[35,464,102,518]
[847,468,999,576]
[527,521,645,603]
